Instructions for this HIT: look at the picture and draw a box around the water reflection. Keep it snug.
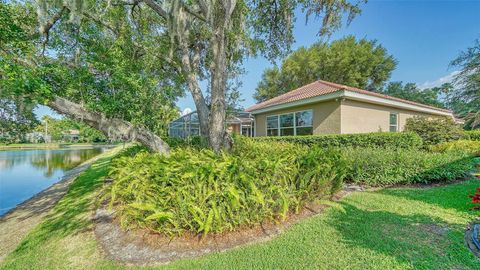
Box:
[0,147,106,216]
[0,148,104,177]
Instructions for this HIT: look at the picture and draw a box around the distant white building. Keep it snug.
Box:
[25,132,51,143]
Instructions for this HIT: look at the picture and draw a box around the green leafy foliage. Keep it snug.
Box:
[404,117,466,145]
[254,36,396,102]
[163,136,207,149]
[466,130,480,141]
[254,132,423,149]
[449,39,480,129]
[107,138,347,236]
[430,140,480,157]
[378,81,447,109]
[343,147,475,186]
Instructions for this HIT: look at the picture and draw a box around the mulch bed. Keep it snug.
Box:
[94,187,358,266]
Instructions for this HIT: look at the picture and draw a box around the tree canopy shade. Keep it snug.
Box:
[0,1,180,152]
[254,36,396,102]
[31,0,366,152]
[1,0,366,152]
[449,39,480,129]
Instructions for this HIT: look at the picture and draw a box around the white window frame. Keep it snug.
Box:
[389,113,399,132]
[265,109,313,136]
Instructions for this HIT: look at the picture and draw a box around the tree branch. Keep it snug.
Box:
[180,1,207,22]
[40,6,67,55]
[48,96,170,154]
[141,0,168,19]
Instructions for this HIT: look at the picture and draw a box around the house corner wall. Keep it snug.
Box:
[339,99,446,134]
[252,100,342,136]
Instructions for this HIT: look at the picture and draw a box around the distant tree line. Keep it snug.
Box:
[254,36,480,129]
[35,116,107,143]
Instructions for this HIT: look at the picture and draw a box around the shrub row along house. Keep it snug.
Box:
[168,80,454,138]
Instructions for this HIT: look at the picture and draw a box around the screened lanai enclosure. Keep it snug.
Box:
[168,111,255,138]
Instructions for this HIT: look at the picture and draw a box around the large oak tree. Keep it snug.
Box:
[3,0,366,152]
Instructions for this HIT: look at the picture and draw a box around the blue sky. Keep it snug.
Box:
[36,0,480,118]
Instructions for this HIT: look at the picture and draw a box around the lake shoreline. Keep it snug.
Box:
[0,147,117,263]
[0,143,117,151]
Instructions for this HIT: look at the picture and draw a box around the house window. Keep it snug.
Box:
[267,115,279,136]
[280,114,294,136]
[266,110,313,136]
[295,110,313,135]
[389,113,398,132]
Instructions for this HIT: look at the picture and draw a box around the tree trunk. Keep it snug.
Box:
[47,96,170,154]
[208,4,231,152]
[185,72,210,138]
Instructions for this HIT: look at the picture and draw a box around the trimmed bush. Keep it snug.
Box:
[108,139,347,236]
[163,136,205,148]
[430,140,480,157]
[343,147,475,186]
[254,132,422,149]
[466,130,480,141]
[404,116,466,145]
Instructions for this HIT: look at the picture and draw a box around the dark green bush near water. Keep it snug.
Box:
[108,139,347,236]
[254,132,423,149]
[404,116,466,145]
[343,147,475,186]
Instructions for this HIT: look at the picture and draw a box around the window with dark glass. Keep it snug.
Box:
[266,110,313,136]
[267,115,279,136]
[389,113,398,132]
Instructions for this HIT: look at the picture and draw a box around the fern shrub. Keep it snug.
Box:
[343,147,476,186]
[108,139,347,236]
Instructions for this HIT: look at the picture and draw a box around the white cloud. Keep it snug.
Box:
[182,107,193,116]
[418,70,460,89]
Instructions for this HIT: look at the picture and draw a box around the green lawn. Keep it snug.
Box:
[1,152,479,270]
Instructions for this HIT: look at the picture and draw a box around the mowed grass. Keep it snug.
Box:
[1,153,479,269]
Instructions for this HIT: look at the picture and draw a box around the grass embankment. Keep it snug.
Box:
[0,142,116,150]
[1,151,479,269]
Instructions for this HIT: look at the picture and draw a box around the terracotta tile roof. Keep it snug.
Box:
[246,80,452,114]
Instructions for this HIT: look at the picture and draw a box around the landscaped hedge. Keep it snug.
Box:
[430,140,480,157]
[254,132,423,149]
[343,147,476,186]
[108,138,347,236]
[404,116,466,145]
[466,130,480,141]
[163,136,205,149]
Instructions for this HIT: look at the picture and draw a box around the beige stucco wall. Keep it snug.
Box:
[254,100,341,136]
[340,99,444,133]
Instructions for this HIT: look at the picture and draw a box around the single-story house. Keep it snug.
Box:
[62,129,80,142]
[245,80,453,137]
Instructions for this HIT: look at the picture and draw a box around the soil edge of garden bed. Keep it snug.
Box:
[94,185,363,266]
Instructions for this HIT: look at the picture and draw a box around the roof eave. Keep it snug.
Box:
[248,90,345,114]
[248,89,453,116]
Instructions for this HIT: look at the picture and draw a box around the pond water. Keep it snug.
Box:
[0,147,107,216]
